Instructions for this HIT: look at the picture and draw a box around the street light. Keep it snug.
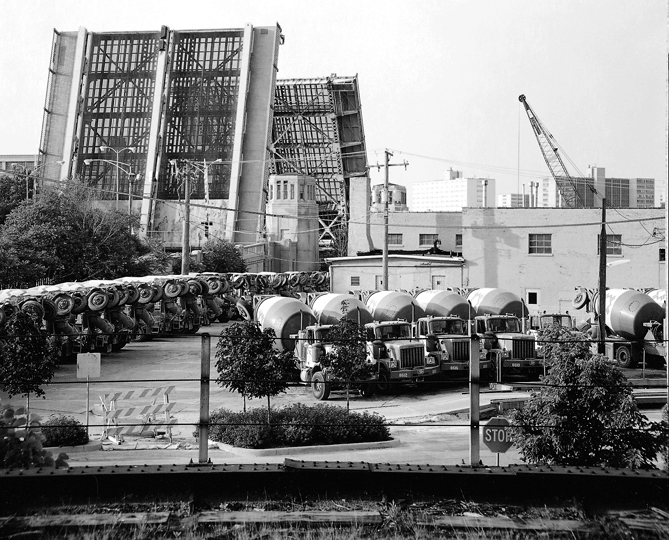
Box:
[98,146,135,210]
[83,158,135,211]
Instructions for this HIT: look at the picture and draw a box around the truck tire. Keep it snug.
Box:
[615,345,637,369]
[236,299,253,321]
[312,371,330,401]
[572,288,589,310]
[377,370,392,394]
[360,381,376,398]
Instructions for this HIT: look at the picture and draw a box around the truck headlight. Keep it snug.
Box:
[389,358,397,369]
[426,356,436,365]
[442,350,450,362]
[502,349,511,358]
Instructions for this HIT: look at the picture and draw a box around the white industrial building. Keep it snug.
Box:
[336,202,665,318]
[412,169,496,212]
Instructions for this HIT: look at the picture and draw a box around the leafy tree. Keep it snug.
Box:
[215,321,295,423]
[0,311,59,422]
[0,182,162,283]
[0,171,28,225]
[320,318,375,410]
[509,334,664,469]
[536,323,592,365]
[201,239,247,273]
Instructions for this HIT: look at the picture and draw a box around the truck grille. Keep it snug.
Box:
[400,346,425,369]
[512,339,535,359]
[451,340,469,361]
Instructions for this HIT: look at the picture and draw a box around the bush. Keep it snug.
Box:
[0,404,69,469]
[205,404,390,449]
[41,415,89,447]
[662,404,669,473]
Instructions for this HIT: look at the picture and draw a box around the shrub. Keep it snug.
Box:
[0,404,69,469]
[41,414,89,447]
[206,403,390,449]
[662,404,669,473]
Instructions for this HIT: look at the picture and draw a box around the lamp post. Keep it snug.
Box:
[99,146,135,210]
[83,158,134,210]
[170,159,222,275]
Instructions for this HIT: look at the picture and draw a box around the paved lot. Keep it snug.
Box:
[4,321,665,468]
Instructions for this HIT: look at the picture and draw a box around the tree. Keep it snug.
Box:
[200,239,247,273]
[320,318,375,410]
[0,171,28,225]
[214,321,295,423]
[0,182,162,283]
[0,311,59,419]
[509,330,664,469]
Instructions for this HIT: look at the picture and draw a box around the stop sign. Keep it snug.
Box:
[482,417,513,453]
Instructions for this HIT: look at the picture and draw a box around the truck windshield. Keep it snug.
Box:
[429,319,466,335]
[314,328,331,341]
[486,318,521,333]
[540,316,573,329]
[376,324,411,340]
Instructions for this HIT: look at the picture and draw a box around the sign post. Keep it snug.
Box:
[77,353,101,437]
[482,416,513,466]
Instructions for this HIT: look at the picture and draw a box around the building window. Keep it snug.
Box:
[529,233,552,254]
[526,290,539,306]
[455,234,462,247]
[283,181,288,199]
[419,234,439,246]
[660,248,665,262]
[388,233,403,245]
[290,183,295,199]
[350,276,360,286]
[275,182,281,199]
[269,185,273,200]
[597,234,622,256]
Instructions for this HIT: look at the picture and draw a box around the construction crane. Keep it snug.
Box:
[518,94,585,208]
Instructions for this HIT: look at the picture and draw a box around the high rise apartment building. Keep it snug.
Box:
[537,167,655,208]
[412,169,496,211]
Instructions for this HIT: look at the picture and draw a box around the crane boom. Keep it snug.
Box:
[518,94,584,208]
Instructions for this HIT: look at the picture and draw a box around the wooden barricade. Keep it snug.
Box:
[99,386,177,444]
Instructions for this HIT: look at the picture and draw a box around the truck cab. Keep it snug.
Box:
[474,314,541,380]
[365,320,438,392]
[412,316,481,377]
[294,324,333,383]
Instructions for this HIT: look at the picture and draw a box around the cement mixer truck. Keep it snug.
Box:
[362,291,438,392]
[411,289,482,378]
[468,288,542,380]
[572,287,666,369]
[293,293,376,400]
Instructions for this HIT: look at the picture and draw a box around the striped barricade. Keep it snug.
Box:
[99,386,177,444]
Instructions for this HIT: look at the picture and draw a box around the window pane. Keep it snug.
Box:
[388,234,402,245]
[529,233,552,254]
[419,234,439,246]
[455,234,462,247]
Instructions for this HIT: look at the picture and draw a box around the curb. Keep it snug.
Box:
[213,437,401,457]
[45,440,102,454]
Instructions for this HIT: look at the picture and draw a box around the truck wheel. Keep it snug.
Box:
[572,288,589,310]
[360,381,376,398]
[312,371,330,401]
[236,299,253,321]
[615,345,637,369]
[377,370,392,394]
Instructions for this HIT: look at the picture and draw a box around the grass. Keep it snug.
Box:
[3,497,668,539]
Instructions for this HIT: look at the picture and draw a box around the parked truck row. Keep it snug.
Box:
[0,271,330,361]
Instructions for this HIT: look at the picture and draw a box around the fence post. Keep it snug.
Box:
[198,333,211,464]
[469,333,480,466]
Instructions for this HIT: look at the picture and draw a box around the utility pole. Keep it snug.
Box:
[598,197,607,354]
[377,149,408,291]
[182,165,191,275]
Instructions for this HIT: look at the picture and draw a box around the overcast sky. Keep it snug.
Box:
[1,0,666,206]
